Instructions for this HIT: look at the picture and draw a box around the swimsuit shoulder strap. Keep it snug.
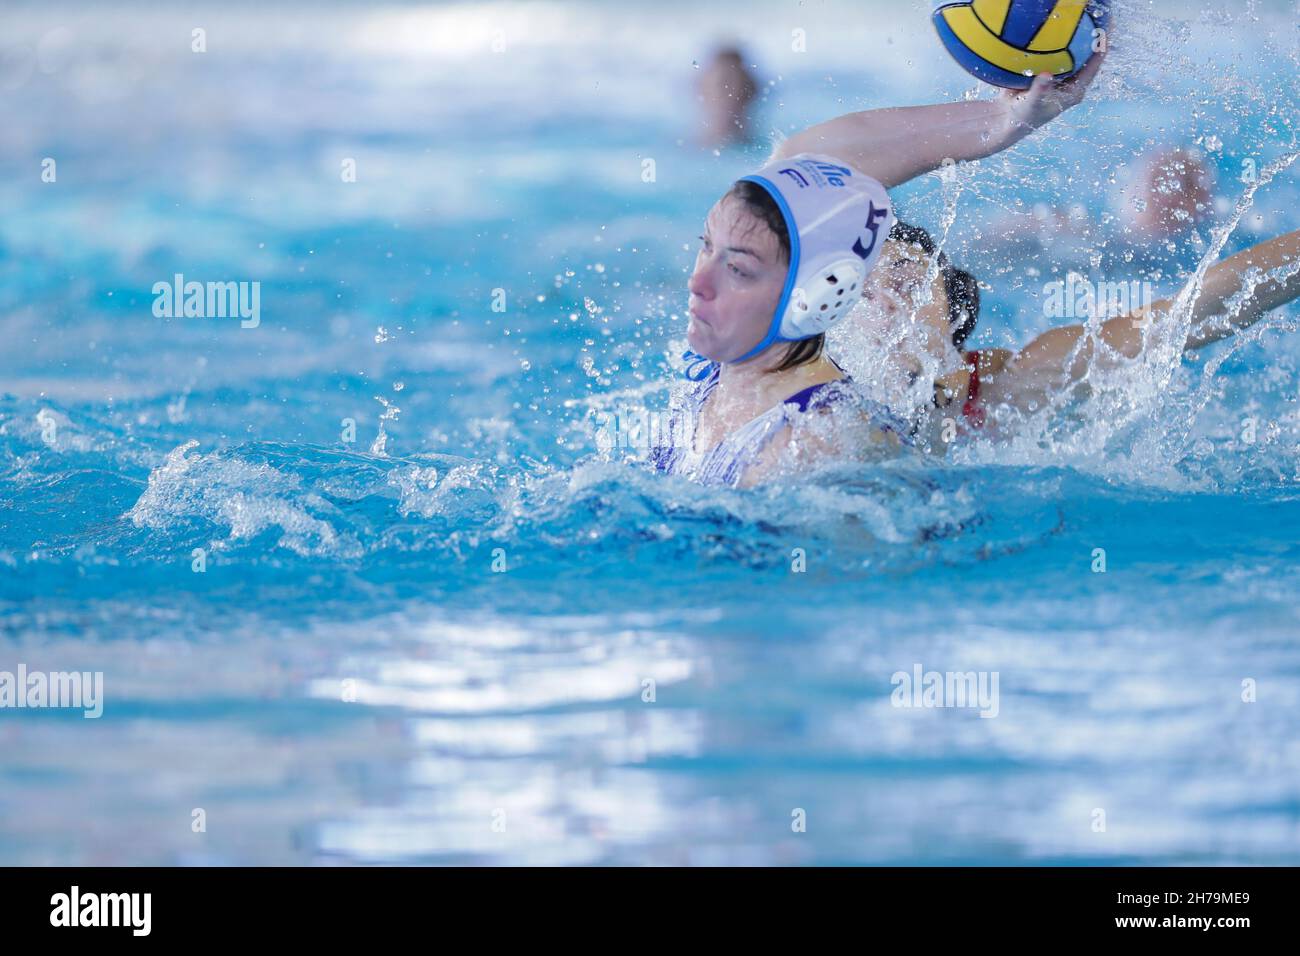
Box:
[782,370,855,413]
[783,374,914,445]
[961,349,986,427]
[781,381,835,412]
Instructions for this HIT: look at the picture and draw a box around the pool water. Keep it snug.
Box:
[2,0,1299,865]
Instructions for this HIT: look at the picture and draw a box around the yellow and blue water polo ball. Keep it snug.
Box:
[932,0,1110,90]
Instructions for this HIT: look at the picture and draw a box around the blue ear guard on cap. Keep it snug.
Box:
[730,153,894,364]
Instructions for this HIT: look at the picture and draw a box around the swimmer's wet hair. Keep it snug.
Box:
[725,180,823,372]
[887,220,980,351]
[945,266,979,352]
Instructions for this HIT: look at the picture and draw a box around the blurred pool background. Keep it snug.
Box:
[1,0,1299,864]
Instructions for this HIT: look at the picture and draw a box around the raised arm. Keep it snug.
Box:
[774,52,1104,188]
[1157,228,1300,351]
[980,228,1300,414]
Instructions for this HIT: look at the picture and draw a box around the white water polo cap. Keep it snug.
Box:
[733,153,894,363]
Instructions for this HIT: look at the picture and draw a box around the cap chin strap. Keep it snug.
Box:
[681,349,717,381]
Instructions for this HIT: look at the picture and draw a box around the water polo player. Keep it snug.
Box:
[650,57,1103,486]
[852,220,1300,446]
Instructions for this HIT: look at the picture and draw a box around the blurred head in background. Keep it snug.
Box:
[835,221,980,410]
[858,221,979,363]
[696,45,759,148]
[1121,147,1216,239]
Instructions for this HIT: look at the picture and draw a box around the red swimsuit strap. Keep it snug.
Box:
[960,350,986,427]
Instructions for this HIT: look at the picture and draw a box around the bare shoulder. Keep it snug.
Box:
[973,348,1015,375]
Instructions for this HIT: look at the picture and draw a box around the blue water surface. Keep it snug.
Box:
[1,0,1299,864]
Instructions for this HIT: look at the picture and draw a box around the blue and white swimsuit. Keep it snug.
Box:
[649,362,912,487]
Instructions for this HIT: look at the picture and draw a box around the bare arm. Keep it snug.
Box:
[1155,228,1300,351]
[773,53,1104,188]
[982,228,1300,413]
